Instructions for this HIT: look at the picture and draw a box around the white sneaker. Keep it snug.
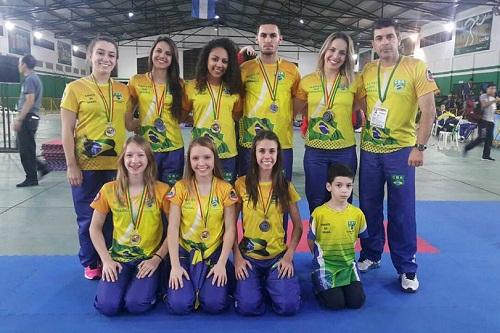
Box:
[400,273,419,293]
[357,258,381,272]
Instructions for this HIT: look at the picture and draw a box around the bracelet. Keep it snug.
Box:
[153,253,163,261]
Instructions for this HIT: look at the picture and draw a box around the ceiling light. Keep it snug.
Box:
[128,12,134,18]
[215,15,220,19]
[299,18,304,24]
[72,45,79,52]
[34,31,43,39]
[444,22,455,32]
[5,21,14,30]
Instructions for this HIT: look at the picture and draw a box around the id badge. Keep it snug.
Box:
[371,106,388,129]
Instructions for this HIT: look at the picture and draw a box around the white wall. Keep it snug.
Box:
[419,6,500,76]
[117,26,319,79]
[0,18,87,77]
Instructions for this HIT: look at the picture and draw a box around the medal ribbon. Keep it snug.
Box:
[150,72,166,119]
[206,82,224,121]
[257,58,280,102]
[377,56,402,103]
[193,178,215,230]
[320,73,341,110]
[91,74,114,124]
[126,186,148,230]
[258,183,273,219]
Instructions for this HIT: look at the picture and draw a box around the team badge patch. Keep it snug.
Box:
[347,220,356,232]
[229,189,238,201]
[166,187,176,199]
[426,68,434,81]
[394,79,406,90]
[113,92,123,101]
[277,71,285,81]
[211,197,219,207]
[391,175,405,187]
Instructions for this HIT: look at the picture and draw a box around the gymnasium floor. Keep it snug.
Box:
[1,114,499,332]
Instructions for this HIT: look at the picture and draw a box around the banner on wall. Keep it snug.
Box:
[8,26,31,56]
[57,41,72,66]
[454,11,492,56]
[192,0,216,19]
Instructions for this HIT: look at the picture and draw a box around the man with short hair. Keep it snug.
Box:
[238,23,301,180]
[464,83,499,161]
[357,18,437,292]
[14,54,49,187]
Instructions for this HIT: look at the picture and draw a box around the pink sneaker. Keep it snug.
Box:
[84,265,102,280]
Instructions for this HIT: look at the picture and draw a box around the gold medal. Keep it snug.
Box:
[270,102,279,113]
[154,118,166,133]
[322,110,334,122]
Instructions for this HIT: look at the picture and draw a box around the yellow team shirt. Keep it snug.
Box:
[240,58,301,149]
[90,180,170,263]
[183,80,241,159]
[61,77,131,170]
[359,56,438,153]
[167,178,238,262]
[235,176,301,260]
[128,73,184,153]
[296,72,359,149]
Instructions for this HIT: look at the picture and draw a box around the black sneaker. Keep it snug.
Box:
[16,179,39,187]
[38,167,50,180]
[481,157,495,161]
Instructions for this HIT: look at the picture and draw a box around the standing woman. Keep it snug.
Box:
[61,35,132,279]
[295,32,360,213]
[184,38,243,184]
[127,36,184,186]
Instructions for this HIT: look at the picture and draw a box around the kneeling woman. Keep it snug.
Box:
[166,137,237,314]
[89,135,170,316]
[233,130,303,316]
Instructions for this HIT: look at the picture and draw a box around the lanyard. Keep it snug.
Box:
[126,186,147,230]
[149,72,166,119]
[258,183,273,218]
[193,178,215,229]
[377,56,401,103]
[206,82,224,121]
[91,74,114,123]
[257,58,280,102]
[320,73,342,110]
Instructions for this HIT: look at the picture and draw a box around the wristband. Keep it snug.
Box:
[153,253,163,261]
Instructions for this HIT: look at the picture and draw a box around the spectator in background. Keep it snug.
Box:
[14,54,49,187]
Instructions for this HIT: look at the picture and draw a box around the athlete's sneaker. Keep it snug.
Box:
[481,157,495,161]
[357,258,381,272]
[400,273,419,293]
[84,265,102,280]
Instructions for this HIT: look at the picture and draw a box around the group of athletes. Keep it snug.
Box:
[59,17,438,316]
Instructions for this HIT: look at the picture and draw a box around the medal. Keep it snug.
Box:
[206,82,224,134]
[201,229,210,241]
[211,121,221,134]
[322,110,334,122]
[105,125,116,137]
[193,178,215,243]
[154,118,166,132]
[126,186,148,247]
[150,72,167,132]
[91,75,115,139]
[257,58,280,114]
[270,102,279,113]
[131,232,142,245]
[259,220,271,232]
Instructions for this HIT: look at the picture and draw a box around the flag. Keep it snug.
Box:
[192,0,216,19]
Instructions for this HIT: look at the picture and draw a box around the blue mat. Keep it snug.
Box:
[1,201,500,332]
